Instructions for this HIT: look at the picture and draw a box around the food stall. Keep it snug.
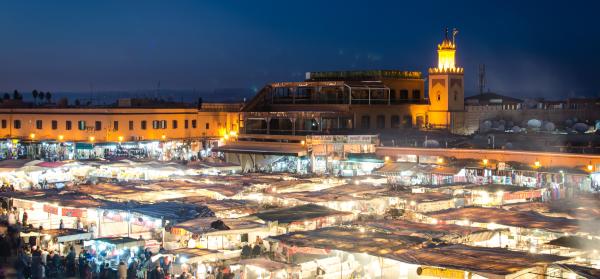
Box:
[20,228,92,255]
[153,248,225,278]
[84,237,145,267]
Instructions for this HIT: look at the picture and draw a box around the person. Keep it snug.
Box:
[7,210,16,226]
[66,246,76,276]
[77,219,83,230]
[117,261,127,279]
[153,266,165,279]
[22,211,28,227]
[78,250,86,278]
[59,219,64,229]
[99,262,109,279]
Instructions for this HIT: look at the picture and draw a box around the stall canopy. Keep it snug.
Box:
[269,226,428,257]
[252,204,351,225]
[102,201,215,223]
[357,220,500,243]
[165,248,223,264]
[546,236,600,251]
[393,245,568,278]
[92,237,145,250]
[427,207,587,234]
[239,258,299,272]
[213,143,307,157]
[553,264,600,279]
[21,228,92,243]
[172,217,266,236]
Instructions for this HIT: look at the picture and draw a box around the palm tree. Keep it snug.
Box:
[38,92,45,103]
[45,92,52,103]
[3,93,9,100]
[32,90,38,104]
[13,90,19,100]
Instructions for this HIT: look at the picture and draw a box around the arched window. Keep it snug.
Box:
[437,94,441,101]
[454,92,457,101]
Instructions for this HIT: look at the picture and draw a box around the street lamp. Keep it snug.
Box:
[436,157,444,164]
[534,160,541,168]
[161,134,166,140]
[587,163,594,172]
[58,135,64,141]
[89,136,95,143]
[482,158,488,166]
[29,133,35,140]
[118,136,123,143]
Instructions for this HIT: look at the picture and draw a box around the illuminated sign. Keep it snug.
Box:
[417,267,467,279]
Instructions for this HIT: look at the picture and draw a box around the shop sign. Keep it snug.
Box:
[310,135,376,144]
[62,208,85,218]
[503,189,542,201]
[416,267,466,279]
[43,204,59,215]
[13,199,34,210]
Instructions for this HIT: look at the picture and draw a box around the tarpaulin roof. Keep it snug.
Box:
[546,236,600,251]
[503,195,600,220]
[101,201,214,223]
[553,264,600,279]
[357,220,499,243]
[428,207,585,234]
[173,217,266,235]
[392,245,568,276]
[253,204,351,224]
[270,226,429,256]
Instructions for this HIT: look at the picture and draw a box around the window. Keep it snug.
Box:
[403,115,413,128]
[412,90,421,100]
[36,120,43,129]
[376,115,385,129]
[14,120,21,129]
[361,115,370,129]
[184,120,189,129]
[399,89,409,100]
[113,121,119,131]
[191,120,197,128]
[129,121,134,130]
[78,121,86,130]
[95,121,102,131]
[390,89,396,100]
[172,120,178,129]
[1,120,6,129]
[454,92,457,101]
[161,120,167,129]
[66,121,72,130]
[51,120,58,130]
[437,94,441,101]
[205,123,209,130]
[141,121,147,130]
[152,120,160,129]
[391,115,401,128]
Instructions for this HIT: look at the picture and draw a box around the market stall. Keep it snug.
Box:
[169,217,270,250]
[20,228,92,255]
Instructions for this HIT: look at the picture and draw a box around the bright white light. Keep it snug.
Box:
[98,243,107,251]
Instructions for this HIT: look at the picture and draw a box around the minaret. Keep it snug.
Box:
[428,27,465,129]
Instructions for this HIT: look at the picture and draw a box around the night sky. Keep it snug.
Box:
[0,0,598,99]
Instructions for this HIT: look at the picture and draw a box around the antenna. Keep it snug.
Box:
[478,64,486,95]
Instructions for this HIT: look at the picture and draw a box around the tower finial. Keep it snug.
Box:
[452,28,459,45]
[445,27,449,40]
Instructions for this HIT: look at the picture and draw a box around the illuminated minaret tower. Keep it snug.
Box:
[428,27,464,129]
